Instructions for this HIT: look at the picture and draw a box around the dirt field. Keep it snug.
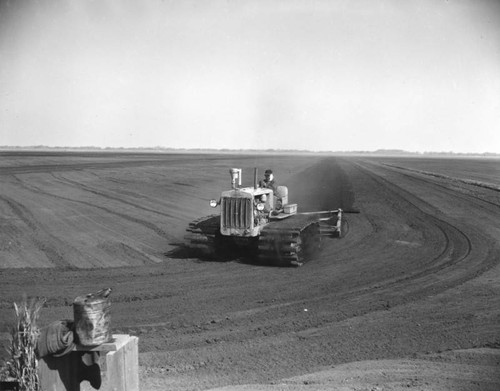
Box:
[1,152,499,390]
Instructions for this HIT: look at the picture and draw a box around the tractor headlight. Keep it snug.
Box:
[256,203,265,211]
[209,199,218,208]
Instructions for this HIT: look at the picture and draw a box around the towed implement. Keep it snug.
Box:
[185,168,343,266]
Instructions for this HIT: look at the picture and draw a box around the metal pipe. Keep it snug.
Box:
[254,168,258,189]
[299,209,341,216]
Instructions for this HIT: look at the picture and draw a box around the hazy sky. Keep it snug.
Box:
[1,0,499,152]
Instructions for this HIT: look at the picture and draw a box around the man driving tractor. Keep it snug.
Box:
[259,169,277,192]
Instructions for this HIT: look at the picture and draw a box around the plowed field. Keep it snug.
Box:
[1,152,499,390]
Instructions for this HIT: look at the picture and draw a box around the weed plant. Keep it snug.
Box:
[1,297,45,391]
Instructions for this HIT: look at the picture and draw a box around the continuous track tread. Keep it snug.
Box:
[185,215,221,256]
[258,214,323,267]
[186,213,340,266]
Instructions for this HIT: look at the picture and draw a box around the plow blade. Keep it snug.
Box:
[299,209,343,237]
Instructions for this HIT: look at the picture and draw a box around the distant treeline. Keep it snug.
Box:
[0,146,499,157]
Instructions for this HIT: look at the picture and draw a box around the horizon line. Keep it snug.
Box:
[0,145,499,156]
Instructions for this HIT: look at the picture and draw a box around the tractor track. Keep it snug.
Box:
[52,172,177,220]
[7,174,178,242]
[121,158,489,333]
[379,162,500,209]
[0,158,191,176]
[0,194,74,268]
[350,161,498,289]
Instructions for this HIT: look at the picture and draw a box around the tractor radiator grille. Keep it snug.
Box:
[222,197,252,229]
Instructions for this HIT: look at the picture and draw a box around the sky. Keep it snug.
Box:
[1,0,499,153]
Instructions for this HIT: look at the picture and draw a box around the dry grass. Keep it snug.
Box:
[1,297,45,391]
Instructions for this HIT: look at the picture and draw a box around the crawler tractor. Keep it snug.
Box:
[185,168,342,266]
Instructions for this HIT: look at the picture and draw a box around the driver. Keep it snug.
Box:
[259,169,277,192]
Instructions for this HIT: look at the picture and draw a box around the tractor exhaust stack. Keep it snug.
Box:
[229,168,242,189]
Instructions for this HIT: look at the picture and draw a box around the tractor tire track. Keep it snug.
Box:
[0,195,73,268]
[351,161,498,293]
[0,157,186,175]
[52,172,176,219]
[381,162,500,209]
[11,174,178,242]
